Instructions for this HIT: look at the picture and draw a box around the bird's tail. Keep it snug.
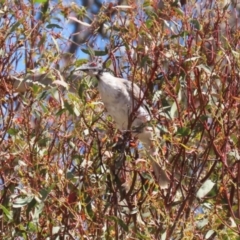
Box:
[137,126,169,189]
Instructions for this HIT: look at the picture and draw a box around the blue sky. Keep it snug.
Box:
[14,0,112,73]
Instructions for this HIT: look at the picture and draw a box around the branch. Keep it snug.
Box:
[5,70,83,94]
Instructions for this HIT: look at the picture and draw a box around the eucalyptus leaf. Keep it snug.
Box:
[197,218,208,229]
[196,180,215,199]
[0,204,12,220]
[46,24,63,29]
[64,101,74,115]
[12,196,34,208]
[7,128,19,136]
[107,216,129,232]
[51,36,59,53]
[34,0,48,2]
[170,102,177,118]
[205,230,215,239]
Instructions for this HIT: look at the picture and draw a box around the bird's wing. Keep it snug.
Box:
[120,78,151,116]
[122,79,143,101]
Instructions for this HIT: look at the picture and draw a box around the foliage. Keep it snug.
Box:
[1,0,240,239]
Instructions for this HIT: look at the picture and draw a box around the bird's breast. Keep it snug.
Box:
[97,76,150,130]
[97,80,130,129]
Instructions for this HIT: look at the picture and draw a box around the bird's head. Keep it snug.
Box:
[76,61,103,77]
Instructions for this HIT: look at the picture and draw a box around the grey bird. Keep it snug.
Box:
[77,60,169,188]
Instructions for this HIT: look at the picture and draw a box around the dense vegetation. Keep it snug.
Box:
[1,0,240,239]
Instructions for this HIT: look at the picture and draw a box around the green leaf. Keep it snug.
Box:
[52,226,61,234]
[81,48,108,57]
[161,231,167,240]
[94,50,108,56]
[223,3,230,11]
[64,101,74,115]
[81,47,95,58]
[143,0,151,7]
[75,59,88,67]
[7,128,19,136]
[9,21,21,33]
[32,84,41,94]
[205,230,215,239]
[37,33,47,48]
[196,64,212,75]
[146,19,153,28]
[46,24,63,29]
[197,218,208,229]
[41,0,49,14]
[144,7,158,18]
[105,59,112,68]
[34,0,48,3]
[170,102,177,119]
[107,216,129,232]
[173,7,184,16]
[85,195,94,219]
[39,186,54,201]
[27,222,37,232]
[171,31,190,39]
[12,196,34,208]
[51,36,59,53]
[33,202,44,223]
[38,136,50,146]
[140,56,151,67]
[185,56,201,62]
[196,180,215,199]
[0,204,12,220]
[190,19,201,30]
[53,80,69,89]
[78,82,86,100]
[37,90,48,100]
[136,232,150,239]
[26,198,37,219]
[32,202,44,222]
[176,127,190,137]
[56,108,66,116]
[73,104,80,116]
[130,208,138,214]
[66,171,75,180]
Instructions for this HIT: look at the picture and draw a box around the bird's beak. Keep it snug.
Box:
[75,62,102,72]
[75,64,90,72]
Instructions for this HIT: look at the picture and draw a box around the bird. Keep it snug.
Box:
[77,60,169,188]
